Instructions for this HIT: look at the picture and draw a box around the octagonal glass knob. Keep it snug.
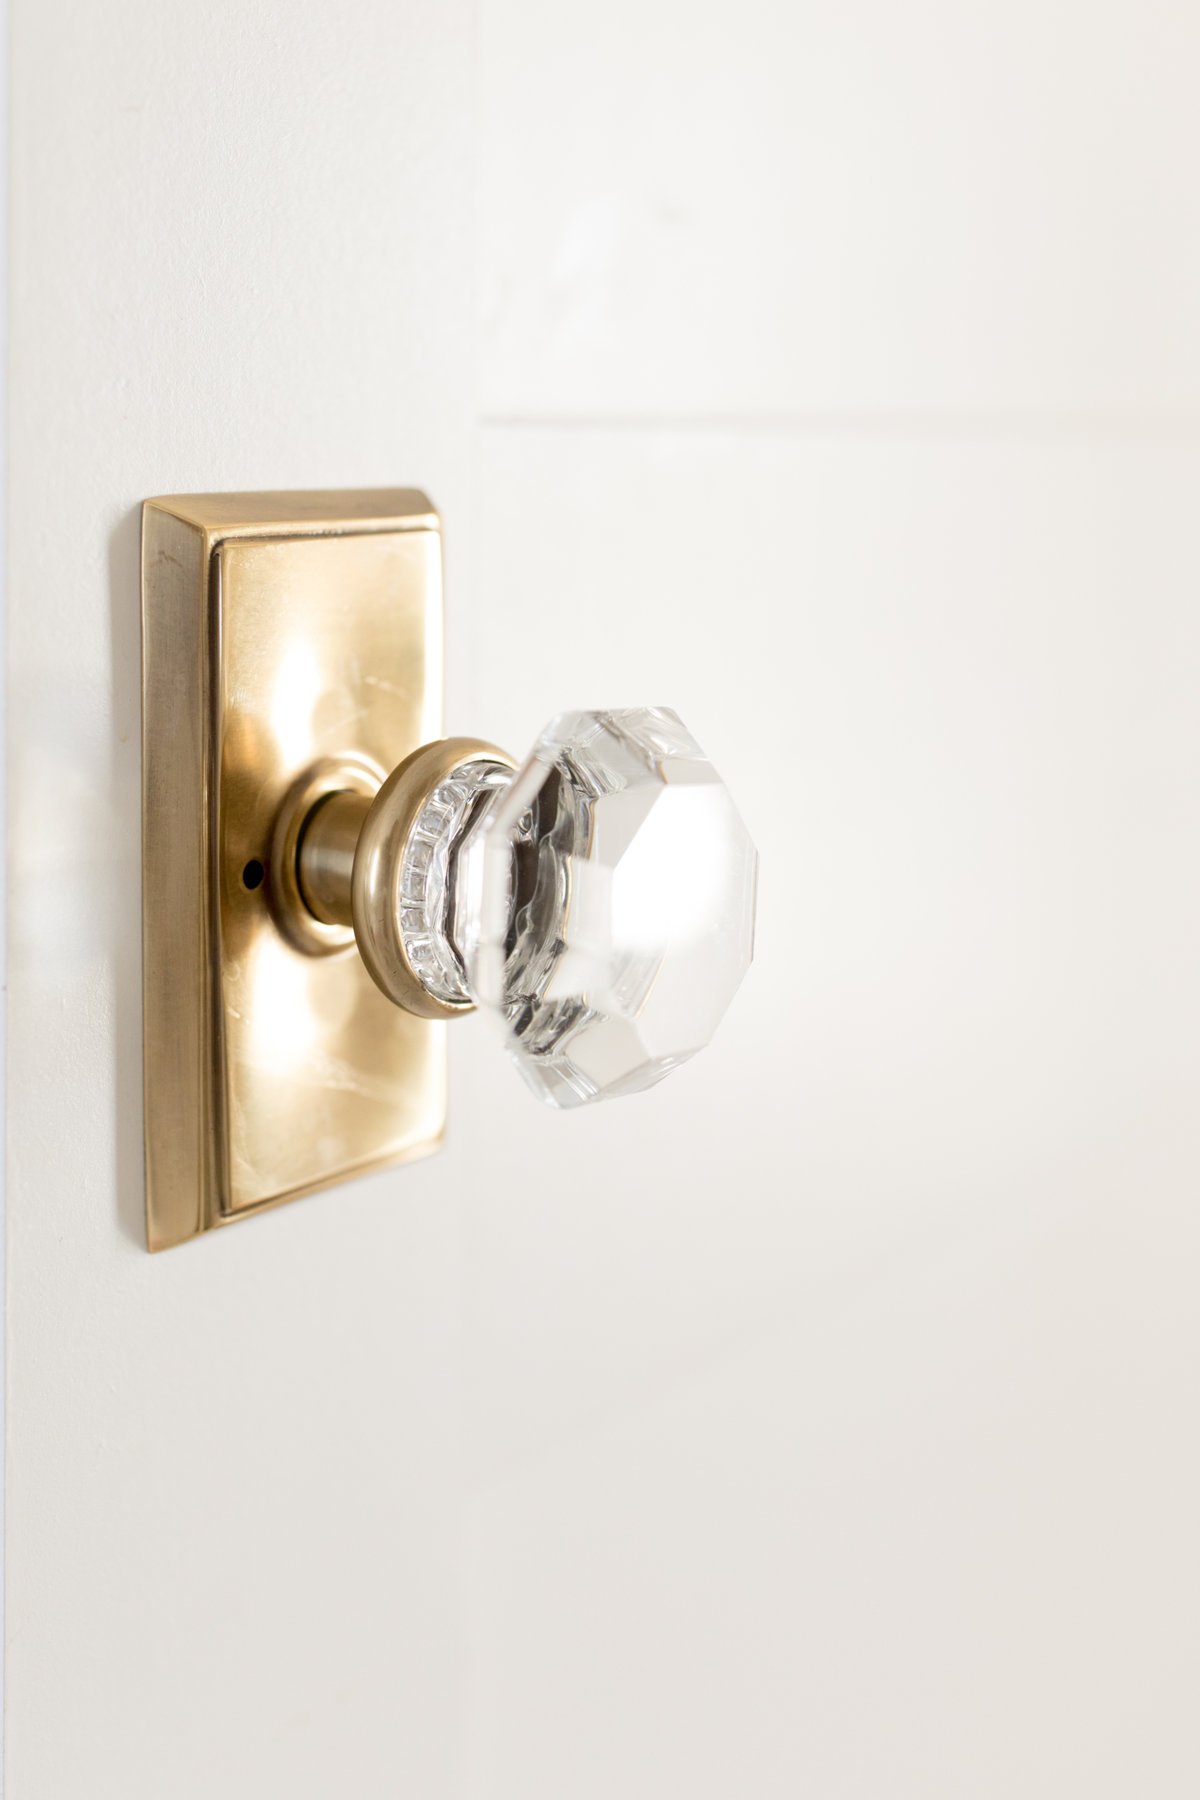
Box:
[449,708,757,1106]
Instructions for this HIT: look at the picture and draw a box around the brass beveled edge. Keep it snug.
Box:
[206,545,233,1225]
[143,488,439,546]
[141,501,217,1250]
[210,1123,447,1227]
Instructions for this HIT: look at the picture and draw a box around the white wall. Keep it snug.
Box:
[9,2,1200,1796]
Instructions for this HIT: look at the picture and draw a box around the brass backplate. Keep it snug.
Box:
[141,491,446,1251]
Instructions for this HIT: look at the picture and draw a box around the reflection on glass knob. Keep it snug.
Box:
[294,708,757,1109]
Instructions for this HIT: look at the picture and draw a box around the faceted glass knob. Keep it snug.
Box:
[457,708,756,1107]
[296,707,758,1109]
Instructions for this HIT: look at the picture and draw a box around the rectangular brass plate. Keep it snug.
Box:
[142,490,446,1250]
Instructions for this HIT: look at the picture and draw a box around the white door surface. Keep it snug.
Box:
[9,1,1200,1795]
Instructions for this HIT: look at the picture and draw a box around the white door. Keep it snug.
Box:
[9,2,1200,1795]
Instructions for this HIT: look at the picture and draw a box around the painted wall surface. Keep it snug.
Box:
[8,1,1200,1795]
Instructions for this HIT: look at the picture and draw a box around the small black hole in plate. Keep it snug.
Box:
[242,858,265,891]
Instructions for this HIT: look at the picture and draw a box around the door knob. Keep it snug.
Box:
[141,490,758,1247]
[283,708,757,1109]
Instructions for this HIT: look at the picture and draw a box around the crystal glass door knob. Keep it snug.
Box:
[297,707,758,1109]
[464,709,757,1106]
[143,488,759,1242]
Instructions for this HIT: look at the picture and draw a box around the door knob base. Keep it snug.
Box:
[141,489,448,1250]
